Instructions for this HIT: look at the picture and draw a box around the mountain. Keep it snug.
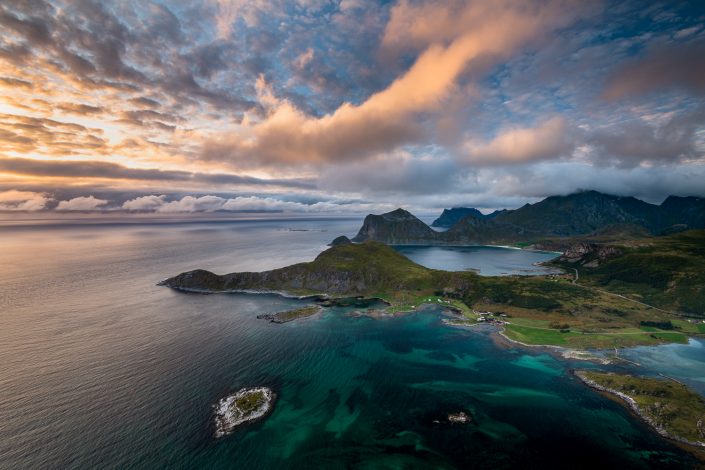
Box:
[659,196,705,231]
[431,208,484,228]
[352,208,437,244]
[491,191,664,237]
[355,192,705,245]
[160,241,453,296]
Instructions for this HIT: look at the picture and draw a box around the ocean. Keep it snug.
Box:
[0,215,701,468]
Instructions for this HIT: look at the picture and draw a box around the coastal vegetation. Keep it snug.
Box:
[576,371,705,448]
[162,240,702,349]
[550,230,705,316]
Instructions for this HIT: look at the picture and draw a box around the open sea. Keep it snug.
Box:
[0,215,703,469]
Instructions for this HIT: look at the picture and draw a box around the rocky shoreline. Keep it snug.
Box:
[257,305,323,323]
[573,371,705,450]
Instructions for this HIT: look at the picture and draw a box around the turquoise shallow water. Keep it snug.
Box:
[0,216,701,468]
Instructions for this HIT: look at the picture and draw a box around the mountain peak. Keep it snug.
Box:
[352,208,436,243]
[431,207,483,228]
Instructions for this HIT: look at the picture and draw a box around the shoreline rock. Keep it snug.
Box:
[573,371,705,450]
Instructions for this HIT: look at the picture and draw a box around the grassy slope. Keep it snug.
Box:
[296,243,700,348]
[579,371,705,446]
[551,230,705,317]
[166,240,702,349]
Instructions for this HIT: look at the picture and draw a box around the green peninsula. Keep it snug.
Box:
[160,240,703,349]
[576,371,705,449]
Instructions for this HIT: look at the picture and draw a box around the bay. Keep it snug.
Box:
[0,216,699,468]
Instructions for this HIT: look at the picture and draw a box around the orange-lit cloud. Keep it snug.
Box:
[55,195,109,211]
[0,0,703,213]
[0,189,51,211]
[204,0,583,169]
[462,117,575,165]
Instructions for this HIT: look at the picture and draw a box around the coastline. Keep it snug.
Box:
[493,327,613,363]
[157,282,327,299]
[573,371,705,454]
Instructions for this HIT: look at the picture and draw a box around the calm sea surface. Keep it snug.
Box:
[0,216,702,469]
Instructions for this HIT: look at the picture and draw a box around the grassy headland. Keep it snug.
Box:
[162,240,703,349]
[576,371,705,449]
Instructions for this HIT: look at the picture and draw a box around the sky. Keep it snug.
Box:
[0,0,704,215]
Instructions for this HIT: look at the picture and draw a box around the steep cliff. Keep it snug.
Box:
[352,208,438,244]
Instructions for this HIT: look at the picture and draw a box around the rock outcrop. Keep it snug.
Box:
[352,208,438,244]
[558,242,621,267]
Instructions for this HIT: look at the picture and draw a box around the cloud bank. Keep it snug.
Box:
[0,0,703,214]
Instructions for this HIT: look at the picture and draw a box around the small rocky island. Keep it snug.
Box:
[257,305,323,323]
[448,411,471,424]
[213,387,276,437]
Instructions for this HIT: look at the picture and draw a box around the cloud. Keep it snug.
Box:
[56,102,103,115]
[202,0,585,168]
[121,194,168,211]
[121,194,393,213]
[462,117,575,165]
[318,151,462,195]
[478,161,705,204]
[214,0,265,38]
[587,108,705,167]
[603,40,705,100]
[0,113,108,156]
[294,48,314,70]
[0,190,51,211]
[0,157,315,189]
[55,196,110,211]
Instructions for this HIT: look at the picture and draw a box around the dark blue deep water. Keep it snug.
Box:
[0,216,701,468]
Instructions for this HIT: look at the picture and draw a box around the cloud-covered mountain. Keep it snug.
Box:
[354,191,705,245]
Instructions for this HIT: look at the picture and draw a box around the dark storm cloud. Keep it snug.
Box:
[56,103,103,115]
[588,108,705,167]
[0,76,33,89]
[603,40,705,100]
[0,157,315,189]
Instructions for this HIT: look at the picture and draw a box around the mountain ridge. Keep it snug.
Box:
[355,191,705,245]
